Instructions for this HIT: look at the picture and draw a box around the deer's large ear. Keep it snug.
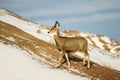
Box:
[55,21,60,28]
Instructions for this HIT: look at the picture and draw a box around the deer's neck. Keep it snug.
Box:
[56,29,60,37]
[54,29,60,41]
[54,29,62,48]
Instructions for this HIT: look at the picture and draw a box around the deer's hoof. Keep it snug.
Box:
[66,65,70,68]
[56,64,61,68]
[87,64,90,69]
[56,66,61,68]
[83,63,87,66]
[67,64,71,68]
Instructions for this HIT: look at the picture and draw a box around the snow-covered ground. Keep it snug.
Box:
[89,45,120,71]
[76,45,120,71]
[0,8,120,71]
[0,9,52,43]
[0,43,88,80]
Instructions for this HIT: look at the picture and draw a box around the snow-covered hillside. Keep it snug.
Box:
[0,8,120,80]
[0,43,87,80]
[0,8,51,43]
[0,8,120,57]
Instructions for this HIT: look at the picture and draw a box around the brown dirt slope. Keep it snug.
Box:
[0,20,120,80]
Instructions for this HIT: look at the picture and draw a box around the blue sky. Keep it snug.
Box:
[0,0,120,42]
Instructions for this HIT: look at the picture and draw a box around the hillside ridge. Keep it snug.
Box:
[0,8,119,56]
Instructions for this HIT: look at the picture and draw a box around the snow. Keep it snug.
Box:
[76,45,120,71]
[110,46,120,56]
[80,32,88,37]
[0,9,51,43]
[89,45,120,70]
[0,43,89,80]
[91,37,104,49]
[101,36,111,43]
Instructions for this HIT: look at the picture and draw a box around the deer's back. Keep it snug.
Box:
[60,37,88,52]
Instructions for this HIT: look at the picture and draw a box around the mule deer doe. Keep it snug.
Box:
[48,21,90,68]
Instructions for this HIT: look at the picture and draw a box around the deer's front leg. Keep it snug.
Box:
[57,51,64,68]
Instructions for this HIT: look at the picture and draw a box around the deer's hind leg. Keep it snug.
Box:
[83,51,90,68]
[87,53,90,68]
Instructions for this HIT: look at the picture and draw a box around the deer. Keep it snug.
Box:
[48,21,90,68]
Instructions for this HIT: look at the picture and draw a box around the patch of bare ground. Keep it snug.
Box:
[62,30,80,37]
[0,21,120,80]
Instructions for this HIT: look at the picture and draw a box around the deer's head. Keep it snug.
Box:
[48,21,60,35]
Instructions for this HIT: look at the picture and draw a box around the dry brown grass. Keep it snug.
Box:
[0,20,120,80]
[62,30,80,37]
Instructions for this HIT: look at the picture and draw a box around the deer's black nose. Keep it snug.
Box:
[48,31,50,33]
